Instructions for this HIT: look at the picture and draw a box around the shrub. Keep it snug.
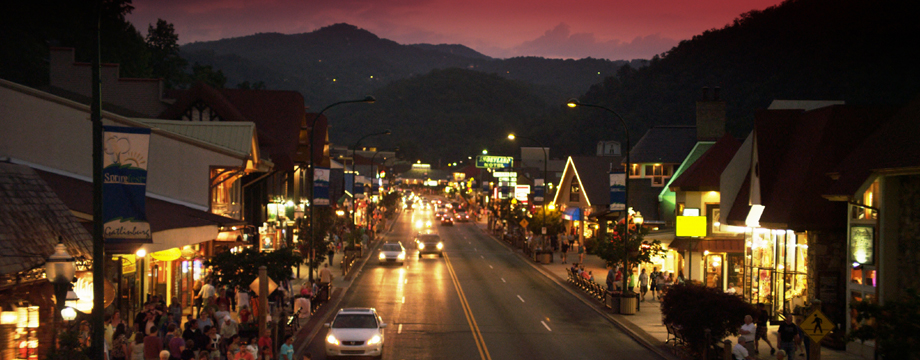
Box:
[661,283,756,354]
[849,288,920,360]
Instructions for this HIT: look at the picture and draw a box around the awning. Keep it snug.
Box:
[669,237,745,253]
[563,207,582,221]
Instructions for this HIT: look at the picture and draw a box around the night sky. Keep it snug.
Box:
[128,0,784,60]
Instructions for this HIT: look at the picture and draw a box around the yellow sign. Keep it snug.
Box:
[519,219,529,228]
[800,310,834,343]
[151,248,183,262]
[676,216,707,237]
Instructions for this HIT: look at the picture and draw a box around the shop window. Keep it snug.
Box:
[704,254,724,289]
[727,253,744,294]
[708,206,721,235]
[851,180,879,220]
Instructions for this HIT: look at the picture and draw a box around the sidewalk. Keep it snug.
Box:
[475,218,863,360]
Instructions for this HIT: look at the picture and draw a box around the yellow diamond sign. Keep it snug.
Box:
[800,310,834,344]
[519,219,529,228]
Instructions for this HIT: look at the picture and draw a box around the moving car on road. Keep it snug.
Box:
[378,242,406,265]
[455,211,471,222]
[416,233,444,258]
[325,308,387,359]
[440,215,453,226]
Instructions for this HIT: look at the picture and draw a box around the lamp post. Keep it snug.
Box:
[351,130,392,228]
[306,96,375,281]
[507,134,549,249]
[567,98,632,293]
[46,236,76,347]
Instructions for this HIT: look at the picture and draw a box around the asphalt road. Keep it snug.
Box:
[302,205,660,359]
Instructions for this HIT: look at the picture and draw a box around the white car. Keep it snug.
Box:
[378,242,406,265]
[325,308,387,359]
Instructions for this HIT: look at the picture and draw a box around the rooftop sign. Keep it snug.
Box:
[476,155,513,169]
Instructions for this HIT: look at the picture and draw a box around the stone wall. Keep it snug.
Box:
[896,175,920,291]
[807,228,848,347]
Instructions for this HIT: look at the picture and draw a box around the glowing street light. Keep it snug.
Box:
[567,98,633,294]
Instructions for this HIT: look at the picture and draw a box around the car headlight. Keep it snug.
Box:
[379,252,386,259]
[326,334,340,345]
[425,221,432,227]
[367,334,382,345]
[397,252,406,260]
[419,243,425,250]
[415,220,423,228]
[436,242,444,250]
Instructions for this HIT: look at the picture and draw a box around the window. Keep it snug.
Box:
[569,182,581,202]
[628,164,640,177]
[644,164,671,187]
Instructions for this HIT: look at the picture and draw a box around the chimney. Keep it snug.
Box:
[696,86,726,141]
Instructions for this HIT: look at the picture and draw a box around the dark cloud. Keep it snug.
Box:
[508,23,678,60]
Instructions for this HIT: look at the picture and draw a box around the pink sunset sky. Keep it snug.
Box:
[127,0,784,60]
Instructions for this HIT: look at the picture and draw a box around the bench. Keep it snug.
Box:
[665,323,686,346]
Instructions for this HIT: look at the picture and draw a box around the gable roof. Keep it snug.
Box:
[725,105,897,230]
[669,133,742,192]
[554,156,622,207]
[824,95,920,200]
[0,163,92,278]
[161,82,305,170]
[628,126,697,164]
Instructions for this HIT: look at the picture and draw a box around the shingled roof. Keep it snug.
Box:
[161,82,305,170]
[725,105,897,230]
[0,163,92,279]
[628,126,698,164]
[824,95,920,200]
[669,133,742,192]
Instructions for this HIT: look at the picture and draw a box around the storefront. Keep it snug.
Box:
[744,228,809,320]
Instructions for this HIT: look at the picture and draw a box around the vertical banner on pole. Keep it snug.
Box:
[534,179,545,203]
[609,170,626,211]
[355,176,366,197]
[102,126,152,243]
[345,173,355,196]
[313,167,330,206]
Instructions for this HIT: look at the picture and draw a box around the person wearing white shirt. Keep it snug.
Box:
[739,315,757,355]
[733,337,754,360]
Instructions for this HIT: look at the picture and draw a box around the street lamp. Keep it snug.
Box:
[566,98,632,294]
[306,96,375,281]
[45,236,75,345]
[351,130,392,228]
[507,134,549,249]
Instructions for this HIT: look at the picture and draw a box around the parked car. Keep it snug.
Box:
[325,308,387,359]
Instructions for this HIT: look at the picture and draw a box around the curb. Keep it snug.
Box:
[477,223,680,360]
[293,210,403,358]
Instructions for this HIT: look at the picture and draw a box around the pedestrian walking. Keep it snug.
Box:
[606,265,616,291]
[576,241,585,264]
[627,269,638,292]
[755,303,776,355]
[775,312,800,358]
[638,268,649,301]
[649,267,660,300]
[560,236,569,264]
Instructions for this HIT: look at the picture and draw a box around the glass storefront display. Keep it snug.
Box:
[744,228,809,319]
[704,254,724,289]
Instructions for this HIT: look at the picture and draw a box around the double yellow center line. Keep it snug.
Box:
[444,253,492,360]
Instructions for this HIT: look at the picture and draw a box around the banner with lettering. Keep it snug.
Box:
[102,126,152,243]
[534,179,545,203]
[609,170,626,211]
[313,167,330,206]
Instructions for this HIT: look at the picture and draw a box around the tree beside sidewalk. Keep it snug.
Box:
[594,220,664,268]
[206,246,302,291]
[848,288,920,360]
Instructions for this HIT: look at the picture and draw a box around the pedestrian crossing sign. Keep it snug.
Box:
[800,310,834,343]
[519,219,529,228]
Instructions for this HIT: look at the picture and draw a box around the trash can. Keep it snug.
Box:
[620,292,638,315]
[537,251,552,264]
[606,292,620,313]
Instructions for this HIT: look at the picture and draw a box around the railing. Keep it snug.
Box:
[566,268,607,302]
